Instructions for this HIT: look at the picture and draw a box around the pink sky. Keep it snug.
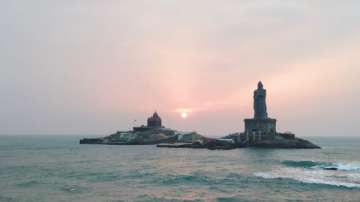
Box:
[0,1,359,136]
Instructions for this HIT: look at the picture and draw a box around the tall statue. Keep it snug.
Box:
[254,81,268,119]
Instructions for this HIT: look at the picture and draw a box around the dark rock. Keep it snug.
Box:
[79,138,104,144]
[251,137,321,149]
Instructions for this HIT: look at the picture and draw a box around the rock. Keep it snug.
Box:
[79,138,104,144]
[250,137,321,149]
[80,127,207,146]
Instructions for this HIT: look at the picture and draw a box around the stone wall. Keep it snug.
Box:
[244,118,277,134]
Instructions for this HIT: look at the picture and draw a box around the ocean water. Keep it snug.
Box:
[0,136,360,202]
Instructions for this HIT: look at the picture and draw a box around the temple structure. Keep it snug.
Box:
[132,112,164,132]
[244,81,277,143]
[147,112,162,128]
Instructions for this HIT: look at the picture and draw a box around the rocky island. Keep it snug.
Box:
[80,82,320,149]
[80,112,212,146]
[231,81,321,149]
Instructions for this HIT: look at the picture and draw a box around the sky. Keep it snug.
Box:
[0,0,359,137]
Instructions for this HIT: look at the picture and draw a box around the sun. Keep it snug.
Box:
[181,112,188,119]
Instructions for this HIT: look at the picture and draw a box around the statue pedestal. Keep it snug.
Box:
[244,118,277,143]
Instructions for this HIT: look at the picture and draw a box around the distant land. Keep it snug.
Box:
[80,82,320,150]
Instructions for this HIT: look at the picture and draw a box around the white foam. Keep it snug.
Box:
[310,162,360,171]
[254,172,275,179]
[300,177,360,188]
[335,163,360,171]
[254,167,360,189]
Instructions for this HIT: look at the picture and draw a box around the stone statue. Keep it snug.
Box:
[254,81,268,119]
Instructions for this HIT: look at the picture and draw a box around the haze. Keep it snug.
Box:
[1,1,359,137]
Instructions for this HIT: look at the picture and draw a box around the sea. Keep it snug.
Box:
[0,136,359,202]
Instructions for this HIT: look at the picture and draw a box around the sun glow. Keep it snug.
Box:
[181,112,188,119]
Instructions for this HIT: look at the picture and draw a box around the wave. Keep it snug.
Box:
[329,163,360,171]
[255,160,360,189]
[61,185,90,194]
[282,160,327,168]
[282,160,360,171]
[255,172,360,189]
[156,174,211,186]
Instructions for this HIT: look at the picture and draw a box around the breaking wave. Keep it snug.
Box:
[282,160,360,171]
[255,171,360,188]
[255,160,360,189]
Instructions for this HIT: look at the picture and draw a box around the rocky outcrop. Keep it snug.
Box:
[81,130,320,149]
[79,138,104,144]
[221,132,320,149]
[80,128,207,146]
[250,137,321,149]
[157,138,238,150]
[80,127,240,150]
